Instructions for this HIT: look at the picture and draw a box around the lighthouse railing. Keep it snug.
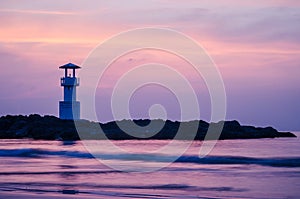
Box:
[61,77,79,86]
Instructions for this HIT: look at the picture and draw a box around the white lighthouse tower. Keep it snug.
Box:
[59,63,81,120]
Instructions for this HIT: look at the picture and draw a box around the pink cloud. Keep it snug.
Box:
[0,0,299,130]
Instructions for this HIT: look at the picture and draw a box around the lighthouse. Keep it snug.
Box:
[59,63,81,120]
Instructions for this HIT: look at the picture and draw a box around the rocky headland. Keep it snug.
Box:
[0,114,296,140]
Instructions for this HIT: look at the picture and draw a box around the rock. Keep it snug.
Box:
[0,115,296,140]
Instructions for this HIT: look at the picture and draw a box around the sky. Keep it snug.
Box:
[0,0,299,131]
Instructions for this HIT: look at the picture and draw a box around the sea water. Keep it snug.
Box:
[0,133,299,198]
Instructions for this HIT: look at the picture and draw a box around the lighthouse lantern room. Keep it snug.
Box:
[59,63,81,120]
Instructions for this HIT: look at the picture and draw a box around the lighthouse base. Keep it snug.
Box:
[59,101,80,120]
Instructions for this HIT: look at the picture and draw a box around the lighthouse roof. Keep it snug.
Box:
[59,63,81,69]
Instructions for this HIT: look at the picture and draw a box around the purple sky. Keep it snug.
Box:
[0,1,299,130]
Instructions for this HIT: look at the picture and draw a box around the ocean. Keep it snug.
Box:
[0,133,299,198]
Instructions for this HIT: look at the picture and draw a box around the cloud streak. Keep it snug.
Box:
[0,8,78,15]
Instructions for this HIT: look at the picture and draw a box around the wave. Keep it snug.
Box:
[176,155,300,168]
[0,148,300,168]
[0,148,94,158]
[0,182,247,198]
[0,182,245,192]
